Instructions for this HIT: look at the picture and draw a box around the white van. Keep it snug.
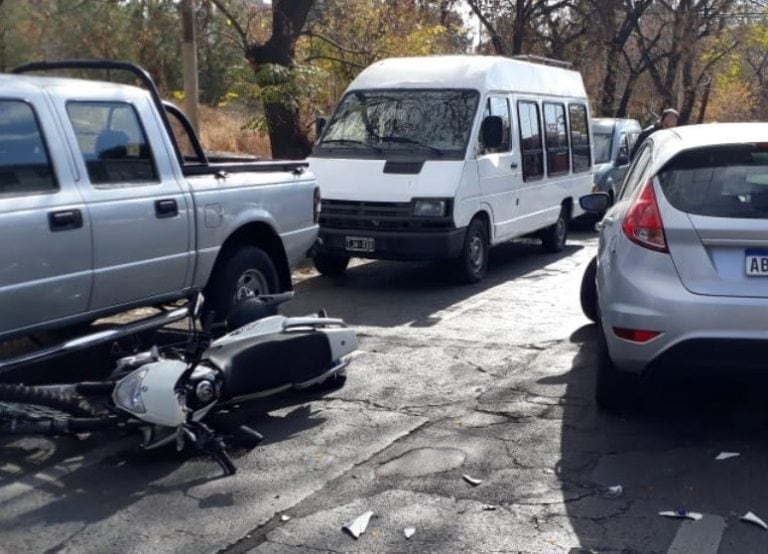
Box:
[309,55,593,282]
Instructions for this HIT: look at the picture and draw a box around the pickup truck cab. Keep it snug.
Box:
[0,60,319,341]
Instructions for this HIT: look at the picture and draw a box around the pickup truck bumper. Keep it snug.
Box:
[317,227,467,261]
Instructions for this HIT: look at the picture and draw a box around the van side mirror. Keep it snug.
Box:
[579,193,610,213]
[616,152,629,166]
[315,116,328,138]
[481,116,503,150]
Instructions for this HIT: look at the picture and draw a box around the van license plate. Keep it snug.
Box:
[346,236,374,253]
[745,248,768,276]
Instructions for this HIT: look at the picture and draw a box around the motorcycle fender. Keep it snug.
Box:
[136,360,187,427]
[319,328,358,361]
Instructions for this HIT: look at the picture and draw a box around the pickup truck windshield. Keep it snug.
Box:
[315,89,479,160]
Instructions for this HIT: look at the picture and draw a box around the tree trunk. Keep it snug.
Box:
[512,0,527,55]
[616,72,639,118]
[697,76,712,123]
[601,45,621,116]
[181,0,199,133]
[679,58,696,124]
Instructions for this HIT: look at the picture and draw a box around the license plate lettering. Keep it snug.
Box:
[346,236,374,253]
[745,248,768,276]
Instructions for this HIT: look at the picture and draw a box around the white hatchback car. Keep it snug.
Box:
[579,123,768,410]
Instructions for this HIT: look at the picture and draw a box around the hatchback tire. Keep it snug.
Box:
[455,218,489,283]
[595,323,640,412]
[580,257,598,323]
[542,207,568,253]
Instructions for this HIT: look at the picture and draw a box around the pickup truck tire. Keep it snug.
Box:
[313,253,350,276]
[203,246,279,326]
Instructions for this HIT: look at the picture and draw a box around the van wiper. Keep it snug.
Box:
[381,136,444,156]
[321,139,382,153]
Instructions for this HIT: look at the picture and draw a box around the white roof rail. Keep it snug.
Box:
[510,55,573,69]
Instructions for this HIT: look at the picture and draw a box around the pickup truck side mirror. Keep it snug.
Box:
[315,116,328,138]
[480,115,503,150]
[580,192,611,213]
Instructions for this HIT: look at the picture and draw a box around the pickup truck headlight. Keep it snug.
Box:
[413,198,449,217]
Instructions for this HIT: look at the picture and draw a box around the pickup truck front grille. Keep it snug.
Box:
[320,200,453,232]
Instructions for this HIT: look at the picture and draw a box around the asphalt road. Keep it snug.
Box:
[3,229,768,553]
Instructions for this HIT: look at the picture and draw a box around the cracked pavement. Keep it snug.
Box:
[3,229,768,553]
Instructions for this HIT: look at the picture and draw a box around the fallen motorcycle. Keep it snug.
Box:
[0,293,357,475]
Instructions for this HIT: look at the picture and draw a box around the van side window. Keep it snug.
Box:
[517,101,544,181]
[66,102,159,186]
[0,100,57,197]
[543,102,570,176]
[479,96,511,153]
[568,104,590,173]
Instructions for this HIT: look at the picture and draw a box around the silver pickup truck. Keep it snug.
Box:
[0,60,319,341]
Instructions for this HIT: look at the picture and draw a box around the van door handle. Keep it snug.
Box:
[48,209,83,232]
[155,199,178,218]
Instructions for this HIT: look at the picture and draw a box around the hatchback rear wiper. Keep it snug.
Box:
[381,136,445,156]
[321,139,383,153]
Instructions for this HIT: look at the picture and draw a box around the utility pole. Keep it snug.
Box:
[181,0,199,133]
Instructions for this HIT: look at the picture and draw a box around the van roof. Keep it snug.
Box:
[346,55,587,99]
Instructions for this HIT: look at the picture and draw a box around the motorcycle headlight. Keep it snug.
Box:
[113,368,148,414]
[413,198,448,217]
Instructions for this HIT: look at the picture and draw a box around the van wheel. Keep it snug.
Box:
[580,257,598,323]
[455,218,488,284]
[313,253,350,276]
[203,246,279,327]
[542,207,568,253]
[595,323,640,412]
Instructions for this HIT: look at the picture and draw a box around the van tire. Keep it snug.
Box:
[580,256,598,323]
[455,218,489,284]
[203,246,279,328]
[542,207,568,253]
[595,323,640,412]
[313,253,350,276]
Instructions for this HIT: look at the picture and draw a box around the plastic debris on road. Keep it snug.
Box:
[481,504,497,511]
[604,485,623,498]
[714,452,740,461]
[741,512,768,530]
[280,514,291,522]
[659,511,703,521]
[463,474,483,486]
[342,511,374,539]
[404,527,416,539]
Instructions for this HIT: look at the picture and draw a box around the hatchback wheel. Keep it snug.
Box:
[580,257,598,323]
[595,323,640,412]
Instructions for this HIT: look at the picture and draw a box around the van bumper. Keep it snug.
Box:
[317,227,467,261]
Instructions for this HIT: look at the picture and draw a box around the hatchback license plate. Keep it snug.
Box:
[745,248,768,276]
[346,236,375,253]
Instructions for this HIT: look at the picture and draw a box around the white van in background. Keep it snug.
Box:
[309,55,594,283]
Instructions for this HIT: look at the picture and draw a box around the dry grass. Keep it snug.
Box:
[197,105,272,158]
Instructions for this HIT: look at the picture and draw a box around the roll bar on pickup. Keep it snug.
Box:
[11,59,308,175]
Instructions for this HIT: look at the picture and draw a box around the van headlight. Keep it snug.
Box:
[413,198,448,217]
[113,368,148,414]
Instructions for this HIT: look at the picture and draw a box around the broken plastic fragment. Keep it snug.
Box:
[481,504,497,511]
[741,511,768,530]
[280,514,291,522]
[463,474,483,486]
[604,485,623,498]
[715,452,740,461]
[342,510,374,539]
[659,510,703,521]
[404,527,415,539]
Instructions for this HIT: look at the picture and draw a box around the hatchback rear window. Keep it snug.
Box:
[658,144,768,218]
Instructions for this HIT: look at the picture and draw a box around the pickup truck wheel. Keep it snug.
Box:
[313,253,350,276]
[541,207,568,253]
[204,246,279,326]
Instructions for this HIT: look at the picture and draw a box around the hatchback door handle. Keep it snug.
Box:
[155,199,178,218]
[48,209,83,232]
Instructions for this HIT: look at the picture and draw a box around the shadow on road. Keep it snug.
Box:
[559,324,768,552]
[287,234,589,328]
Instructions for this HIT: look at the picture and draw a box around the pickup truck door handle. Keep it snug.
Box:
[154,199,178,219]
[48,209,83,232]
[510,162,518,169]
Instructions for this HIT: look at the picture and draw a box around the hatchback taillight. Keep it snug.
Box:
[621,179,668,253]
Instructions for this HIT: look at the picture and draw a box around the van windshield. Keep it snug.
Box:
[314,89,479,160]
[592,132,613,164]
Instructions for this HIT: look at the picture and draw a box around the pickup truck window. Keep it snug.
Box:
[0,100,57,196]
[66,101,159,186]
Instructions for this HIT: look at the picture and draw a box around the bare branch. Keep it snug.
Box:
[303,55,366,69]
[208,0,249,52]
[302,31,372,57]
